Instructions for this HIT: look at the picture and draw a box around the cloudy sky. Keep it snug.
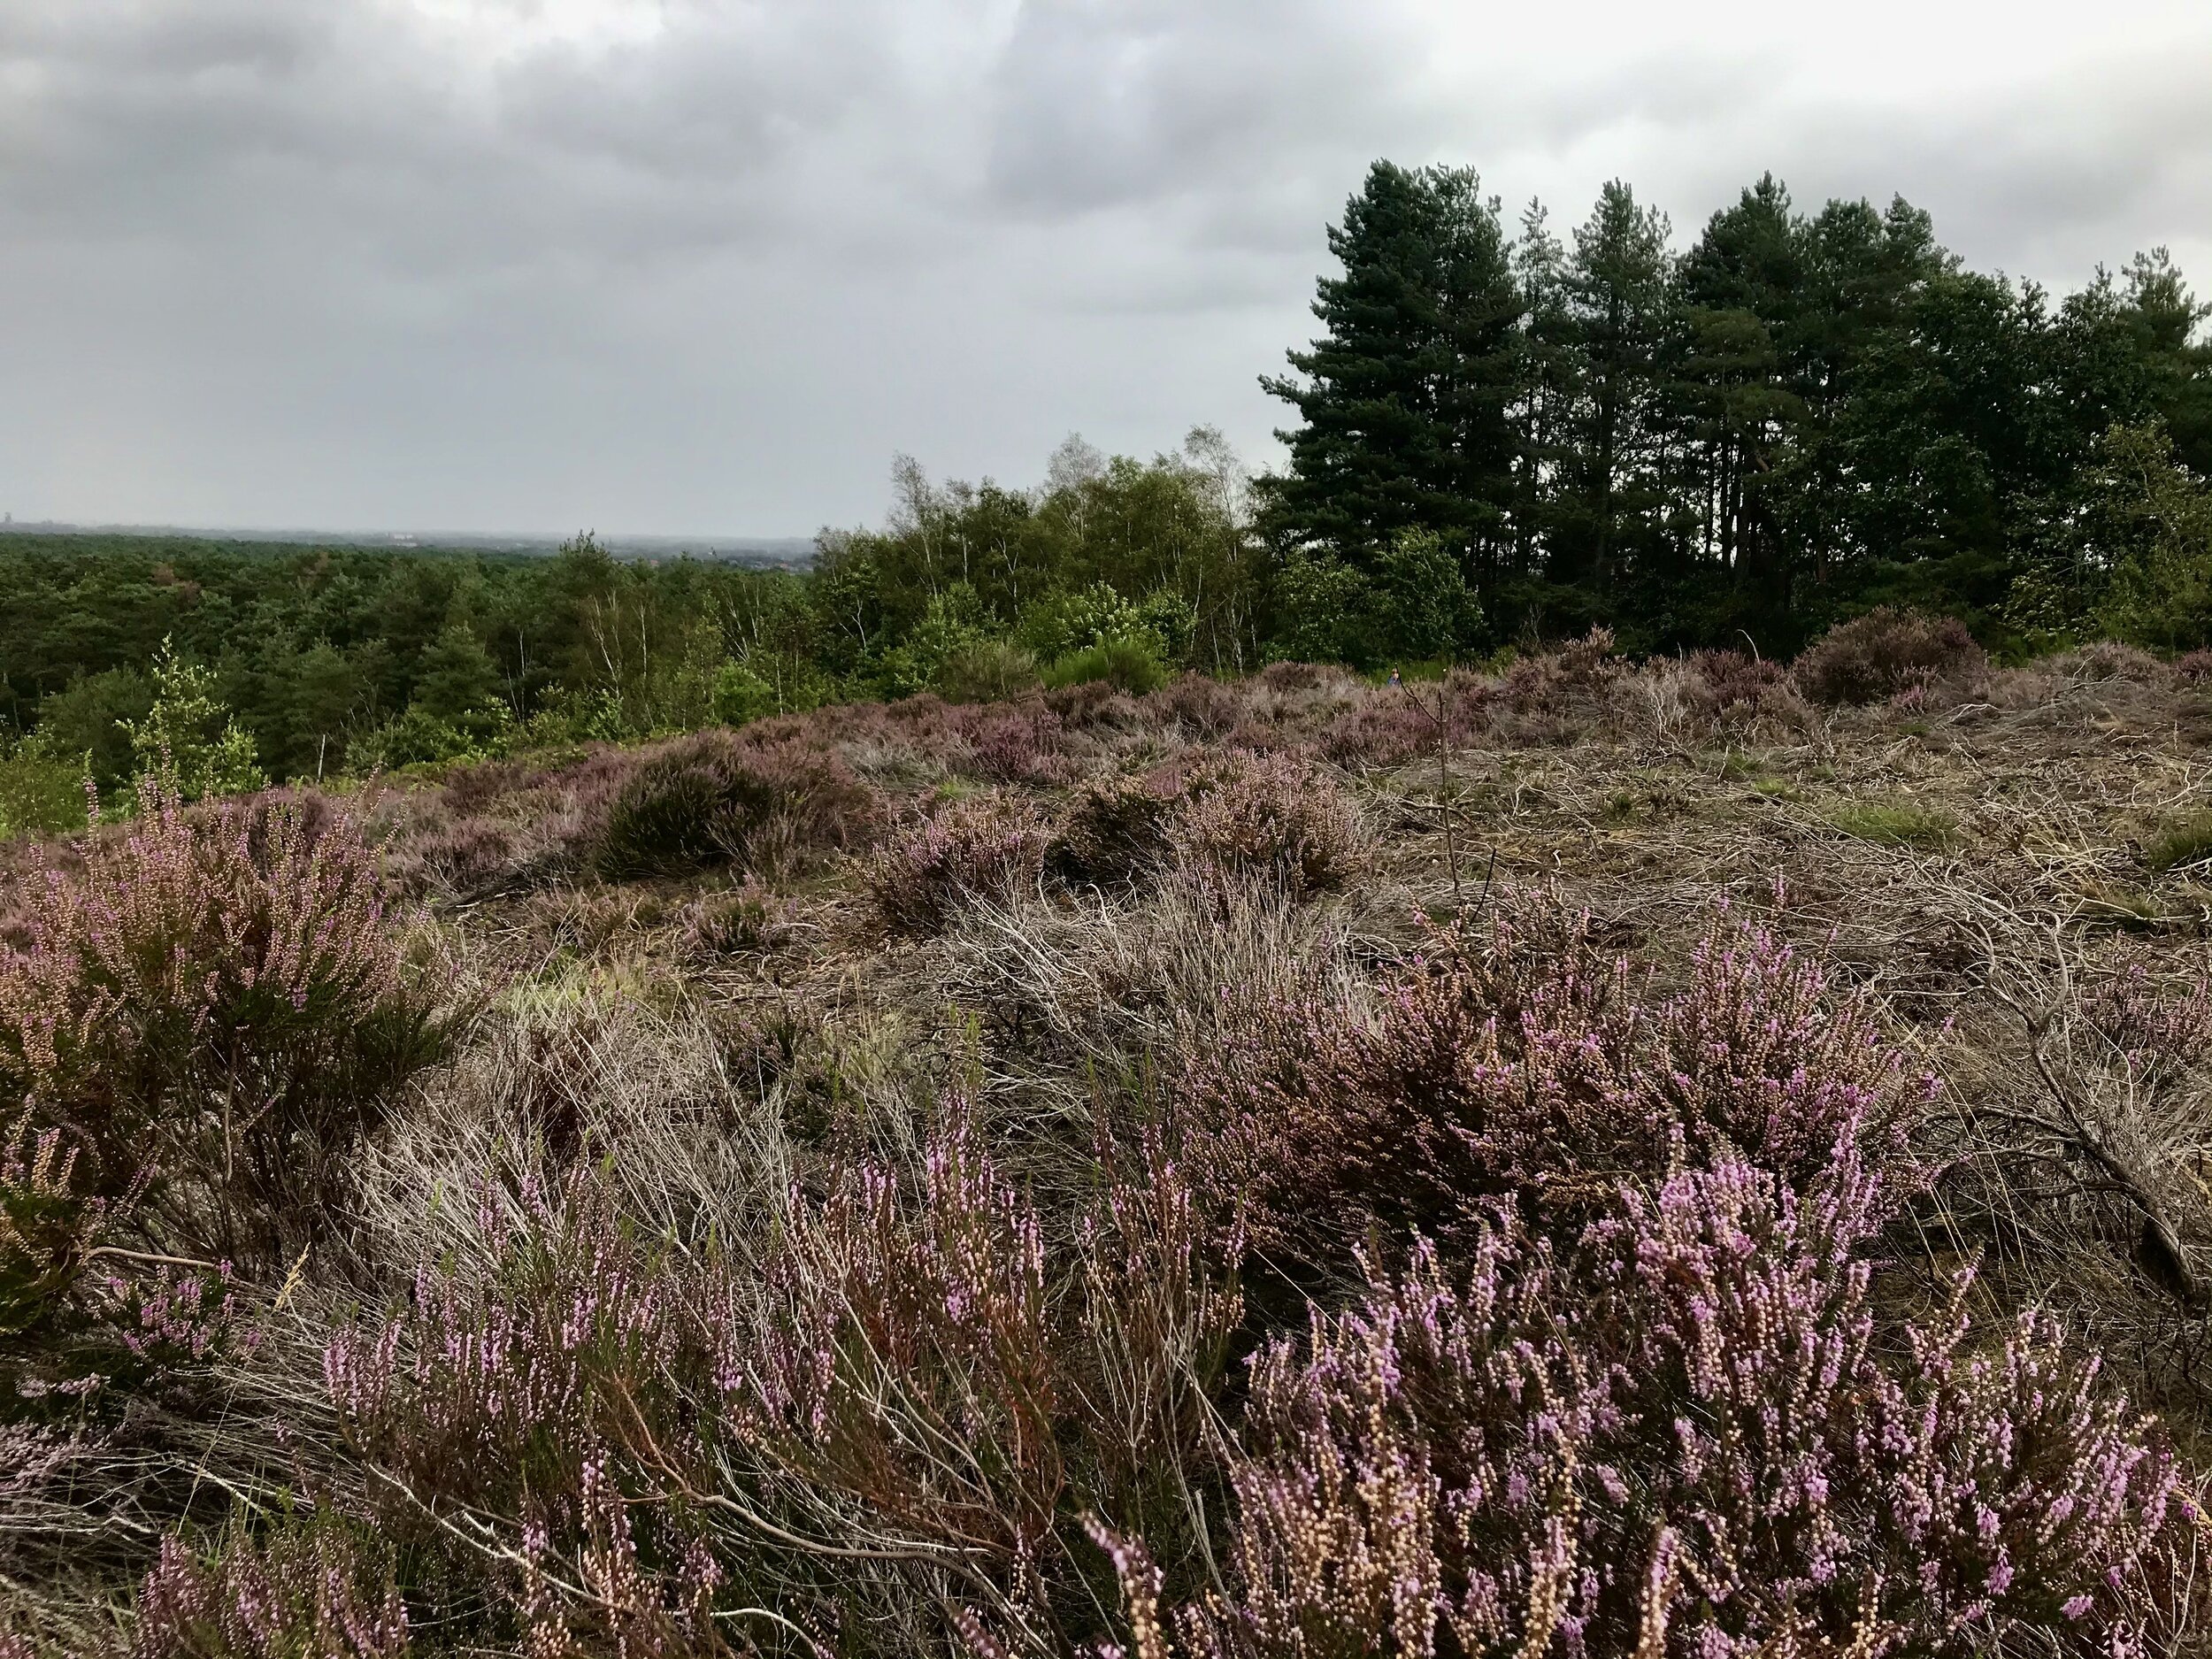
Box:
[4,0,2209,537]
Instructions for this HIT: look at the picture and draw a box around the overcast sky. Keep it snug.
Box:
[3,0,2209,537]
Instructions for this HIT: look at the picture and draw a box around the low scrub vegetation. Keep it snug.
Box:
[9,633,2212,1659]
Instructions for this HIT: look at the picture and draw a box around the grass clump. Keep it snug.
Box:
[1824,797,1957,849]
[1042,635,1171,696]
[2144,810,2212,872]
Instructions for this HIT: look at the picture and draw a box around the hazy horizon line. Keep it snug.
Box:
[0,517,822,554]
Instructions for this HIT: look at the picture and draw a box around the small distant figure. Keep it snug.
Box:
[1386,668,1402,687]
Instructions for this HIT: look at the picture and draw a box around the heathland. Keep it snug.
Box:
[6,162,2212,1656]
[11,622,2212,1655]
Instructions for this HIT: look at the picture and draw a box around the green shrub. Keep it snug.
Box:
[0,737,88,841]
[351,701,513,771]
[1016,581,1154,662]
[1824,798,1956,849]
[879,584,991,695]
[2090,421,2212,652]
[121,639,267,802]
[32,666,153,791]
[1043,636,1170,695]
[711,659,780,726]
[1270,550,1373,667]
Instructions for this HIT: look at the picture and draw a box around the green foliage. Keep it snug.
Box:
[1271,551,1374,667]
[35,666,153,789]
[1262,161,1521,572]
[352,702,514,772]
[881,584,992,696]
[123,640,267,803]
[1374,529,1481,661]
[0,178,2205,787]
[1015,581,1162,662]
[2091,422,2212,650]
[933,638,1041,704]
[1042,635,1171,695]
[711,659,780,726]
[0,735,88,841]
[1264,164,2208,653]
[411,621,505,724]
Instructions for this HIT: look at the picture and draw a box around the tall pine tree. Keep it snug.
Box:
[1556,181,1673,610]
[1263,162,1522,607]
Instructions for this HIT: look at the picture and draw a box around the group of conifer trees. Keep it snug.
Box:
[1260,164,2212,657]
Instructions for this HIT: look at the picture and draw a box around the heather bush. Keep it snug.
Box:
[1185,898,1932,1254]
[866,795,1053,935]
[583,733,777,878]
[1687,647,1788,711]
[1153,673,1244,739]
[1793,608,1986,705]
[321,1093,1240,1656]
[0,778,446,1268]
[1322,672,1494,768]
[326,1170,673,1520]
[1502,628,1622,714]
[1121,1147,2194,1659]
[407,815,519,898]
[2055,641,2170,684]
[584,731,876,879]
[134,1522,411,1659]
[1052,775,1175,889]
[1164,751,1363,896]
[1042,679,1140,731]
[0,1114,108,1342]
[958,703,1067,785]
[2083,954,2212,1085]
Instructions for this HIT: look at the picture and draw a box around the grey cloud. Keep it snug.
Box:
[0,0,2208,535]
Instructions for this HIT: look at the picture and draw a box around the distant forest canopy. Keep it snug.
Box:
[3,161,2210,829]
[0,422,1256,811]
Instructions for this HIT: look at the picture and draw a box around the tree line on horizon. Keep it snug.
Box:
[2,161,2210,833]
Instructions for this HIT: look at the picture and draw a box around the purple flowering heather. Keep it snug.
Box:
[1185,895,1936,1255]
[133,1525,410,1659]
[0,773,444,1267]
[1148,1144,2194,1659]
